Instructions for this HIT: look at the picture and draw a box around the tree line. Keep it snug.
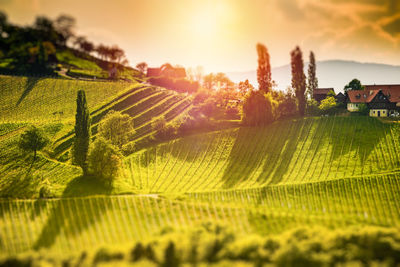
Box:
[0,11,128,74]
[242,43,320,126]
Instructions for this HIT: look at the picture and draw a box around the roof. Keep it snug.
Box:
[364,84,400,103]
[347,90,379,103]
[347,84,400,103]
[314,88,335,95]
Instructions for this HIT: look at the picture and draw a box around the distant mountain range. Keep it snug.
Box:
[227,60,400,93]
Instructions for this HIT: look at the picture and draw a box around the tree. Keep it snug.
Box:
[319,96,337,114]
[98,110,134,148]
[54,14,76,46]
[277,87,297,119]
[88,137,122,182]
[256,43,272,93]
[291,46,307,116]
[80,40,94,54]
[72,90,91,175]
[18,126,49,160]
[307,51,318,100]
[136,62,148,74]
[238,79,254,97]
[242,90,274,126]
[344,79,364,92]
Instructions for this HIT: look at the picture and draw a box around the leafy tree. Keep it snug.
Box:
[319,96,337,113]
[327,90,336,97]
[72,90,91,175]
[242,90,274,126]
[291,46,307,116]
[98,110,133,148]
[307,51,318,100]
[277,87,297,119]
[256,43,272,93]
[344,79,364,92]
[88,137,122,182]
[54,15,76,46]
[306,99,320,116]
[136,62,148,74]
[238,79,254,97]
[18,126,49,160]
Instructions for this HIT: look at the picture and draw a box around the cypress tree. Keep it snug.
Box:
[72,90,91,175]
[256,43,272,93]
[307,51,318,100]
[291,46,307,116]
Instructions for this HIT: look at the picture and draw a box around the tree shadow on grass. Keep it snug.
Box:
[33,175,113,250]
[16,76,43,106]
[220,119,304,189]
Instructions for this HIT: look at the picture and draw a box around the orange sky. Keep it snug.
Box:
[1,0,400,72]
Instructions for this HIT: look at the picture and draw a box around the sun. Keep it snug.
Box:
[191,12,219,38]
[190,2,231,39]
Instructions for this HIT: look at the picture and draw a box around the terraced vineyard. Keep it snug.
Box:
[125,116,400,192]
[1,172,399,255]
[1,74,400,265]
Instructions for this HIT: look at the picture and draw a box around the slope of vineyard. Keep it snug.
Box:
[1,171,399,256]
[125,116,400,193]
[0,74,193,197]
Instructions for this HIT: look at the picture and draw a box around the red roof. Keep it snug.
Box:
[364,85,400,103]
[314,88,334,95]
[347,90,379,103]
[347,84,400,103]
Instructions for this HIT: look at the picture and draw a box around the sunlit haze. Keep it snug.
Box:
[2,0,400,72]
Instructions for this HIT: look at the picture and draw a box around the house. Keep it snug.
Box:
[346,84,400,117]
[335,92,346,104]
[313,88,335,102]
[146,65,186,79]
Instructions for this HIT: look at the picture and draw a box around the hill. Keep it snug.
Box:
[126,116,400,193]
[227,60,400,91]
[0,75,193,197]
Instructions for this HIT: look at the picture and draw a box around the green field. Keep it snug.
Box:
[0,74,400,265]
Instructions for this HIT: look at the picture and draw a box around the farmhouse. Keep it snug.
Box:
[347,84,400,117]
[313,88,335,102]
[147,65,186,78]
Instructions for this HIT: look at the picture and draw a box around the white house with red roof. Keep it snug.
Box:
[347,84,400,117]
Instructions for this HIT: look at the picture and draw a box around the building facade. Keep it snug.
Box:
[347,85,400,117]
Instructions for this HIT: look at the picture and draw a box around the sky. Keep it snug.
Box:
[1,0,400,73]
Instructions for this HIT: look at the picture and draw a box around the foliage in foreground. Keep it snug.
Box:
[2,224,400,267]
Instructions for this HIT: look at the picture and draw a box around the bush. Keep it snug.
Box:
[152,116,177,141]
[88,137,122,182]
[98,110,134,148]
[305,99,320,116]
[358,103,369,115]
[241,90,274,126]
[319,96,337,115]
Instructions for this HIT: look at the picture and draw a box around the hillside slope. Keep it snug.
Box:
[126,116,400,193]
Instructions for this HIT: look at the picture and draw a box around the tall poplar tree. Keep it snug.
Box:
[307,51,318,100]
[256,43,272,93]
[72,90,91,175]
[291,46,306,116]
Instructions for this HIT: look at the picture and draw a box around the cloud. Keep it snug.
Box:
[383,16,400,36]
[274,0,305,20]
